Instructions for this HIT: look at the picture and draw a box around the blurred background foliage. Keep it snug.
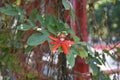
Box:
[88,0,120,43]
[0,0,120,80]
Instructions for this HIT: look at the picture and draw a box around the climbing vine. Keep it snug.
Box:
[0,0,113,80]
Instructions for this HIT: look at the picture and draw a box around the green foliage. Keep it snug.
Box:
[25,46,34,54]
[66,52,75,68]
[92,72,110,80]
[103,49,116,59]
[27,33,49,46]
[36,14,70,34]
[86,53,110,80]
[62,0,71,10]
[0,3,25,79]
[62,0,75,20]
[36,14,47,27]
[0,1,113,80]
[89,0,120,41]
[0,4,24,16]
[0,4,18,16]
[78,46,88,58]
[17,24,34,31]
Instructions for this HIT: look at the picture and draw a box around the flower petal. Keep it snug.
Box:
[66,40,75,45]
[49,35,58,41]
[61,43,69,55]
[50,41,58,45]
[51,43,61,53]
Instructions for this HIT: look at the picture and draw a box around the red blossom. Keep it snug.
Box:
[49,35,75,54]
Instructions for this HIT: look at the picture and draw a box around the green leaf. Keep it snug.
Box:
[98,72,110,80]
[87,45,95,55]
[30,9,38,19]
[64,23,70,28]
[78,42,86,46]
[70,7,75,21]
[87,56,100,75]
[3,10,18,16]
[17,24,34,31]
[47,26,58,34]
[44,14,57,27]
[103,49,116,59]
[2,9,18,16]
[40,29,49,36]
[56,21,67,32]
[44,15,58,34]
[62,0,75,20]
[93,57,102,65]
[70,46,79,55]
[64,23,71,32]
[70,29,80,43]
[27,33,48,46]
[0,8,6,12]
[78,47,88,58]
[62,0,71,10]
[0,4,18,16]
[25,46,34,54]
[27,19,36,27]
[16,7,25,21]
[72,35,80,43]
[66,52,75,68]
[16,7,25,15]
[36,14,46,27]
[90,62,99,75]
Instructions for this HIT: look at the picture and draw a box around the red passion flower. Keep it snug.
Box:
[49,35,75,55]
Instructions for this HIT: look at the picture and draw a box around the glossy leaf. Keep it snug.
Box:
[30,9,38,19]
[27,33,48,46]
[62,0,71,10]
[25,46,34,54]
[66,52,75,68]
[47,26,58,34]
[36,14,46,27]
[27,19,36,27]
[70,45,79,55]
[0,4,18,16]
[78,47,88,58]
[103,49,116,59]
[70,7,75,21]
[1,9,18,16]
[56,21,66,32]
[17,24,34,31]
[87,45,95,55]
[90,62,99,75]
[72,35,80,43]
[44,14,57,27]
